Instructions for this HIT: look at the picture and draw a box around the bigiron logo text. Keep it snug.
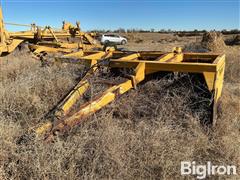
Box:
[181,161,238,179]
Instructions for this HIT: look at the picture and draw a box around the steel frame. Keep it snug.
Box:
[34,48,225,141]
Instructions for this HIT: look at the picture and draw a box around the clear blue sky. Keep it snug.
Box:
[1,0,239,31]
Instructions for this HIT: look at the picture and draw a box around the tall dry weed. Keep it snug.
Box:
[0,45,239,179]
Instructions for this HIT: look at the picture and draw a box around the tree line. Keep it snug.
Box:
[89,28,240,35]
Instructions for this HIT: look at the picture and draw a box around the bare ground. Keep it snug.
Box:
[0,33,239,179]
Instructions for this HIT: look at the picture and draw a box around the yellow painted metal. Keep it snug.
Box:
[0,6,101,56]
[119,53,140,60]
[35,60,146,138]
[202,54,225,94]
[134,62,145,83]
[35,80,133,137]
[169,53,183,63]
[8,29,94,40]
[35,121,53,136]
[0,39,24,53]
[203,72,216,91]
[47,27,59,42]
[55,80,132,129]
[83,33,98,45]
[29,39,101,56]
[30,45,73,54]
[157,53,175,62]
[211,55,225,125]
[108,51,225,126]
[62,50,84,58]
[172,47,182,54]
[0,6,24,55]
[50,50,115,118]
[50,61,145,135]
[109,52,225,103]
[80,51,109,60]
[54,80,89,118]
[56,50,113,66]
[33,48,225,139]
[214,55,225,102]
[4,22,34,28]
[53,57,100,113]
[0,7,5,44]
[62,21,75,31]
[110,60,217,73]
[35,51,106,136]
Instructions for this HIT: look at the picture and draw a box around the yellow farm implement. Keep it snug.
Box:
[0,6,100,56]
[33,48,225,141]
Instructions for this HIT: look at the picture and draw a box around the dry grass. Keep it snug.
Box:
[201,31,226,52]
[0,37,239,179]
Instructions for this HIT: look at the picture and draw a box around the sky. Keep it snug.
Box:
[1,0,239,32]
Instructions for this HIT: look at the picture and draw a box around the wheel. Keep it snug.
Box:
[121,40,127,45]
[104,40,110,45]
